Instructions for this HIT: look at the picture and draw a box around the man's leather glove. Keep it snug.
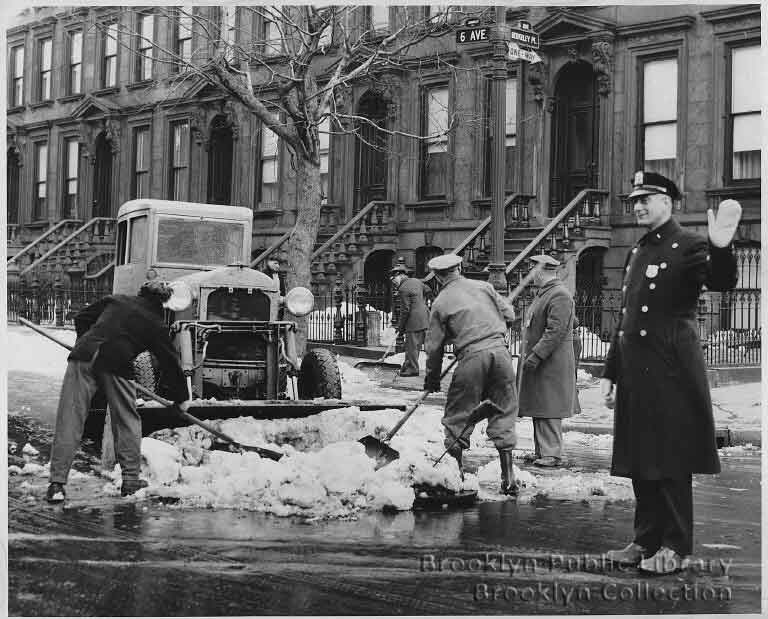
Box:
[423,375,441,393]
[523,353,542,371]
[708,199,742,248]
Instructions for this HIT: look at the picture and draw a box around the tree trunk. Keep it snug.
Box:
[284,157,322,355]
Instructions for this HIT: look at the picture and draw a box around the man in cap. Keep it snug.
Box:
[602,170,741,573]
[390,262,430,377]
[46,280,191,503]
[517,254,577,467]
[423,253,520,495]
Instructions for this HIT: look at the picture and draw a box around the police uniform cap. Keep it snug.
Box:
[529,254,560,270]
[427,254,463,271]
[628,170,681,201]
[389,264,412,275]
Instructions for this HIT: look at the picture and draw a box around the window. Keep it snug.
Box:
[259,125,279,208]
[316,7,332,49]
[62,138,80,217]
[421,85,449,198]
[9,45,24,106]
[128,215,148,263]
[34,142,48,220]
[8,147,21,224]
[370,6,389,31]
[319,117,330,204]
[135,13,154,81]
[116,219,127,265]
[169,120,190,200]
[156,217,245,266]
[132,126,151,198]
[221,6,237,53]
[102,22,118,87]
[640,57,677,179]
[484,78,517,195]
[68,30,83,94]
[175,7,193,71]
[38,38,52,100]
[728,44,760,182]
[263,19,282,56]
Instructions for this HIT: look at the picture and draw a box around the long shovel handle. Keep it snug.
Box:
[18,318,283,461]
[384,356,458,441]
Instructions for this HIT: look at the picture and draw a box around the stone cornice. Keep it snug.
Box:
[700,5,760,24]
[616,15,696,38]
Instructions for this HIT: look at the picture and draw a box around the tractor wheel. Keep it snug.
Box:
[132,351,159,393]
[297,349,342,400]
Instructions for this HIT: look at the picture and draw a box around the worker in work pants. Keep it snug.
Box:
[49,354,141,484]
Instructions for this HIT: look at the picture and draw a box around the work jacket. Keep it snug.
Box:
[396,277,430,333]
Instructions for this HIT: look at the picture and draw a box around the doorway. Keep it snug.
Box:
[575,246,606,335]
[549,62,599,216]
[364,249,395,312]
[354,91,388,211]
[92,132,112,217]
[207,116,234,205]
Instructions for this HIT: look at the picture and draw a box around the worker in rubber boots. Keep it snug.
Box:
[602,171,741,575]
[46,280,191,503]
[423,254,520,496]
[390,262,429,377]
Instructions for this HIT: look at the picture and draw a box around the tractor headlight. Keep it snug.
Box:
[284,287,314,317]
[163,280,194,311]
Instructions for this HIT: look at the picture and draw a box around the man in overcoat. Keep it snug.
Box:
[390,263,430,377]
[423,254,520,495]
[47,280,191,502]
[517,254,576,467]
[601,171,741,574]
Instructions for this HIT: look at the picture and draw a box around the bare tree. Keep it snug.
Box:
[103,4,489,350]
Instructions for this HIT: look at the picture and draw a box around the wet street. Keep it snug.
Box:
[7,357,761,615]
[8,451,760,615]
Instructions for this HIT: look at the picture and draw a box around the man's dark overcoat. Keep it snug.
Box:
[603,218,737,479]
[517,279,576,419]
[396,277,430,333]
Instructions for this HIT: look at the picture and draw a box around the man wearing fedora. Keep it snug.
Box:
[423,254,520,495]
[602,170,741,574]
[390,262,429,377]
[517,254,577,468]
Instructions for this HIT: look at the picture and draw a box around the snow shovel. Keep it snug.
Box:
[432,399,503,467]
[353,340,398,375]
[359,356,458,469]
[18,318,284,462]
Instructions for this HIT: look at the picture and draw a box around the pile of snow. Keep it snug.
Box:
[385,351,457,374]
[719,444,760,456]
[577,327,611,360]
[561,432,613,453]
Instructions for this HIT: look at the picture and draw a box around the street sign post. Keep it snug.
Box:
[455,26,489,44]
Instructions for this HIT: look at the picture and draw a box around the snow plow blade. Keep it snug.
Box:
[136,399,406,435]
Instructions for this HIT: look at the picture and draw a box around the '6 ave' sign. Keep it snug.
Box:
[455,27,489,43]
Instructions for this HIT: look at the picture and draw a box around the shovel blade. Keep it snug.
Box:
[359,435,400,469]
[210,439,283,461]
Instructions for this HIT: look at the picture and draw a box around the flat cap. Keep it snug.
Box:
[529,254,560,270]
[628,170,681,201]
[427,254,462,271]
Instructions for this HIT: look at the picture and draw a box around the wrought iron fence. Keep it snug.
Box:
[8,279,759,368]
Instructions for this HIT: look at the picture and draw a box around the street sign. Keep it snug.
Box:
[508,27,540,49]
[507,41,542,64]
[455,27,489,44]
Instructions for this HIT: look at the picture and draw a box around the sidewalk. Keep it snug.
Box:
[345,355,762,447]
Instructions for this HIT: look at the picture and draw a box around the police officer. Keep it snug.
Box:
[390,263,429,377]
[517,254,576,467]
[602,171,741,574]
[423,254,520,495]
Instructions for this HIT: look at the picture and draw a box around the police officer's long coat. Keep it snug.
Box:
[517,279,576,419]
[603,218,737,479]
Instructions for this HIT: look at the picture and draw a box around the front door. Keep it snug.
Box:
[549,62,599,216]
[92,132,112,217]
[207,116,233,205]
[354,91,388,211]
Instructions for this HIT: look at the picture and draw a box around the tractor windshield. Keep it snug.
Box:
[156,216,245,267]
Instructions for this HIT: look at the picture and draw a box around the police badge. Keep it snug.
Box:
[645,264,660,278]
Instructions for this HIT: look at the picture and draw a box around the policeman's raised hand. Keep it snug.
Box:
[707,199,742,248]
[600,378,616,410]
[523,353,541,371]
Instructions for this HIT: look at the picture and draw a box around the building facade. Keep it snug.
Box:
[6,5,761,329]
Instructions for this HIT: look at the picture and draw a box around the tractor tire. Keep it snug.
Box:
[297,349,342,400]
[132,351,159,393]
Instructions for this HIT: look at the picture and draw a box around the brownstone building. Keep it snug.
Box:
[6,5,761,343]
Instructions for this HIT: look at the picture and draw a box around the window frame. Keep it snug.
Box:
[168,119,191,201]
[33,141,48,221]
[369,5,390,32]
[101,20,119,88]
[483,74,519,197]
[134,11,155,82]
[61,136,80,218]
[131,125,151,199]
[636,52,679,179]
[66,29,83,95]
[262,18,283,57]
[174,6,194,72]
[725,41,760,184]
[37,36,53,101]
[8,43,25,107]
[257,122,281,209]
[420,83,451,200]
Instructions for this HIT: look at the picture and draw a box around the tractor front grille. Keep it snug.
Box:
[206,332,266,362]
[206,288,270,321]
